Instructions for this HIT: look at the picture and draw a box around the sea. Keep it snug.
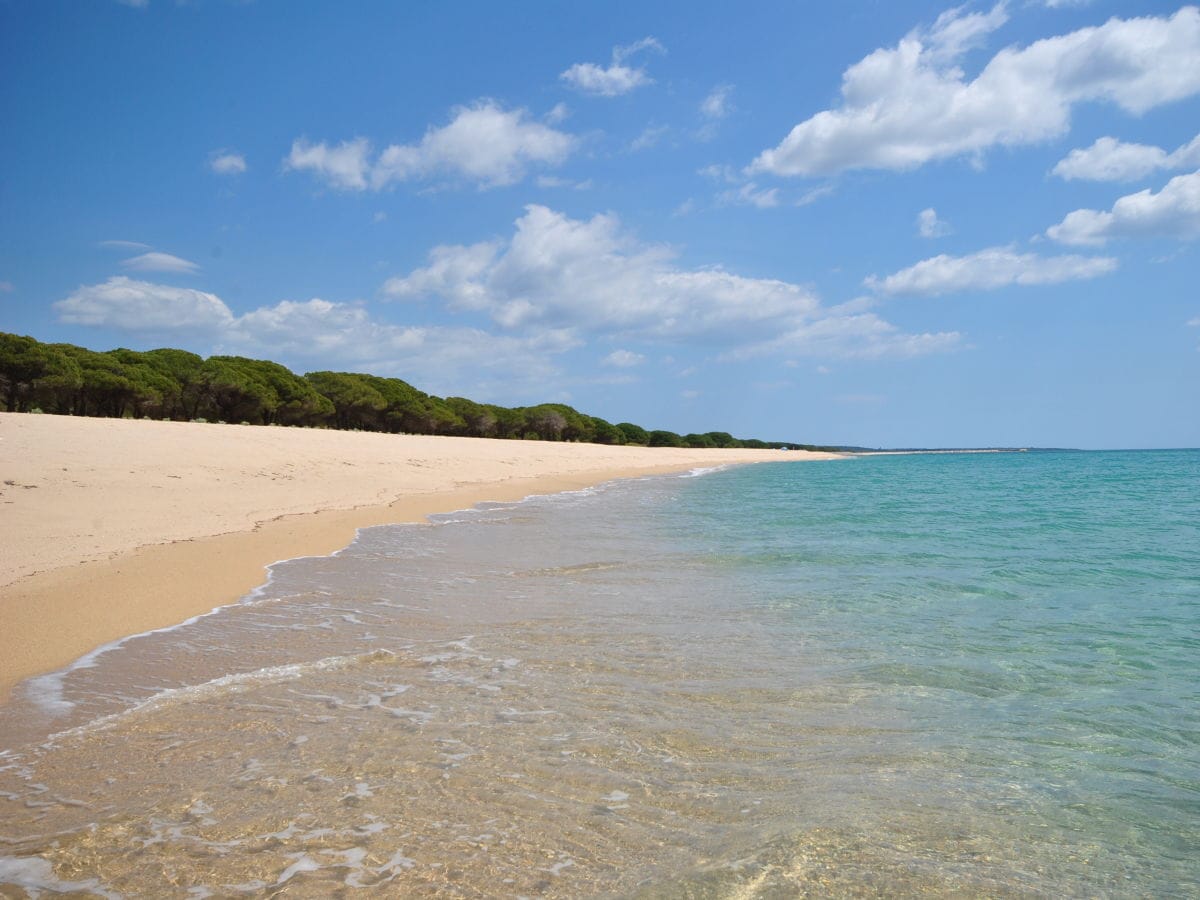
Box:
[0,450,1197,898]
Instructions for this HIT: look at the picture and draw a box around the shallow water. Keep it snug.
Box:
[1,452,1197,897]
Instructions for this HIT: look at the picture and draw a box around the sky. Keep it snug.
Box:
[1,1,1197,449]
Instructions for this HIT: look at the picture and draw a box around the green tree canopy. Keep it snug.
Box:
[616,422,650,445]
[0,333,802,448]
[0,333,80,412]
[304,371,387,430]
[648,429,684,448]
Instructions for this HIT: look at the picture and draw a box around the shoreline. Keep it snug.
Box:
[0,414,839,701]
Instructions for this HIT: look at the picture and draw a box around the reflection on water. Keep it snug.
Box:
[1,456,1198,896]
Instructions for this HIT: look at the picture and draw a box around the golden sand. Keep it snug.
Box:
[0,413,838,699]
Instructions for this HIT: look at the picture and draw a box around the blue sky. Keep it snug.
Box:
[2,0,1197,448]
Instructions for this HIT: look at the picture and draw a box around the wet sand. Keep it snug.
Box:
[0,414,835,699]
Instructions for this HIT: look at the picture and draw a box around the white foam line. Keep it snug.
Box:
[41,650,396,748]
[18,471,683,719]
[680,465,731,478]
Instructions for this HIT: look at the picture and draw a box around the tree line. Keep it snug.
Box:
[0,332,838,451]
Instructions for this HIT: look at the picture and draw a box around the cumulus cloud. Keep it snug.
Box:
[121,251,200,274]
[1052,133,1200,182]
[750,6,1200,178]
[1046,170,1200,245]
[560,37,665,97]
[867,246,1117,296]
[55,277,233,333]
[1046,169,1200,244]
[285,137,372,190]
[229,302,578,398]
[372,102,575,188]
[603,349,645,368]
[917,208,952,238]
[385,204,816,340]
[385,204,959,359]
[285,102,574,191]
[210,151,247,175]
[226,300,574,392]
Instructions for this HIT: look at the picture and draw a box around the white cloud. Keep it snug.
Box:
[121,251,200,274]
[373,102,575,188]
[718,182,780,209]
[560,62,649,97]
[701,85,734,119]
[923,1,1011,63]
[917,208,952,238]
[603,349,645,368]
[750,6,1200,178]
[385,205,814,341]
[1046,170,1200,245]
[729,313,962,361]
[1052,136,1167,182]
[1052,133,1200,181]
[285,137,371,190]
[796,184,836,207]
[385,204,958,359]
[385,240,500,310]
[231,303,577,398]
[286,102,575,191]
[55,277,234,333]
[560,37,665,97]
[867,246,1117,296]
[52,279,572,398]
[210,151,247,175]
[545,102,570,124]
[1188,316,1200,326]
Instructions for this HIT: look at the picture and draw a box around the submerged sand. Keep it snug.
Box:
[0,414,837,699]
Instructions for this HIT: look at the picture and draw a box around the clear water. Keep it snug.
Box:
[0,451,1197,897]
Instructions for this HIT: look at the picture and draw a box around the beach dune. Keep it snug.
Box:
[0,414,836,700]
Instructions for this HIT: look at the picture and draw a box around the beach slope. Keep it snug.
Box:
[0,414,837,699]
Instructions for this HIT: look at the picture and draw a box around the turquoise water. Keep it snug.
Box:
[1,450,1197,896]
[663,450,1200,892]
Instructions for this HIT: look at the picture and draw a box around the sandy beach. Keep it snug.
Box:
[0,413,835,700]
